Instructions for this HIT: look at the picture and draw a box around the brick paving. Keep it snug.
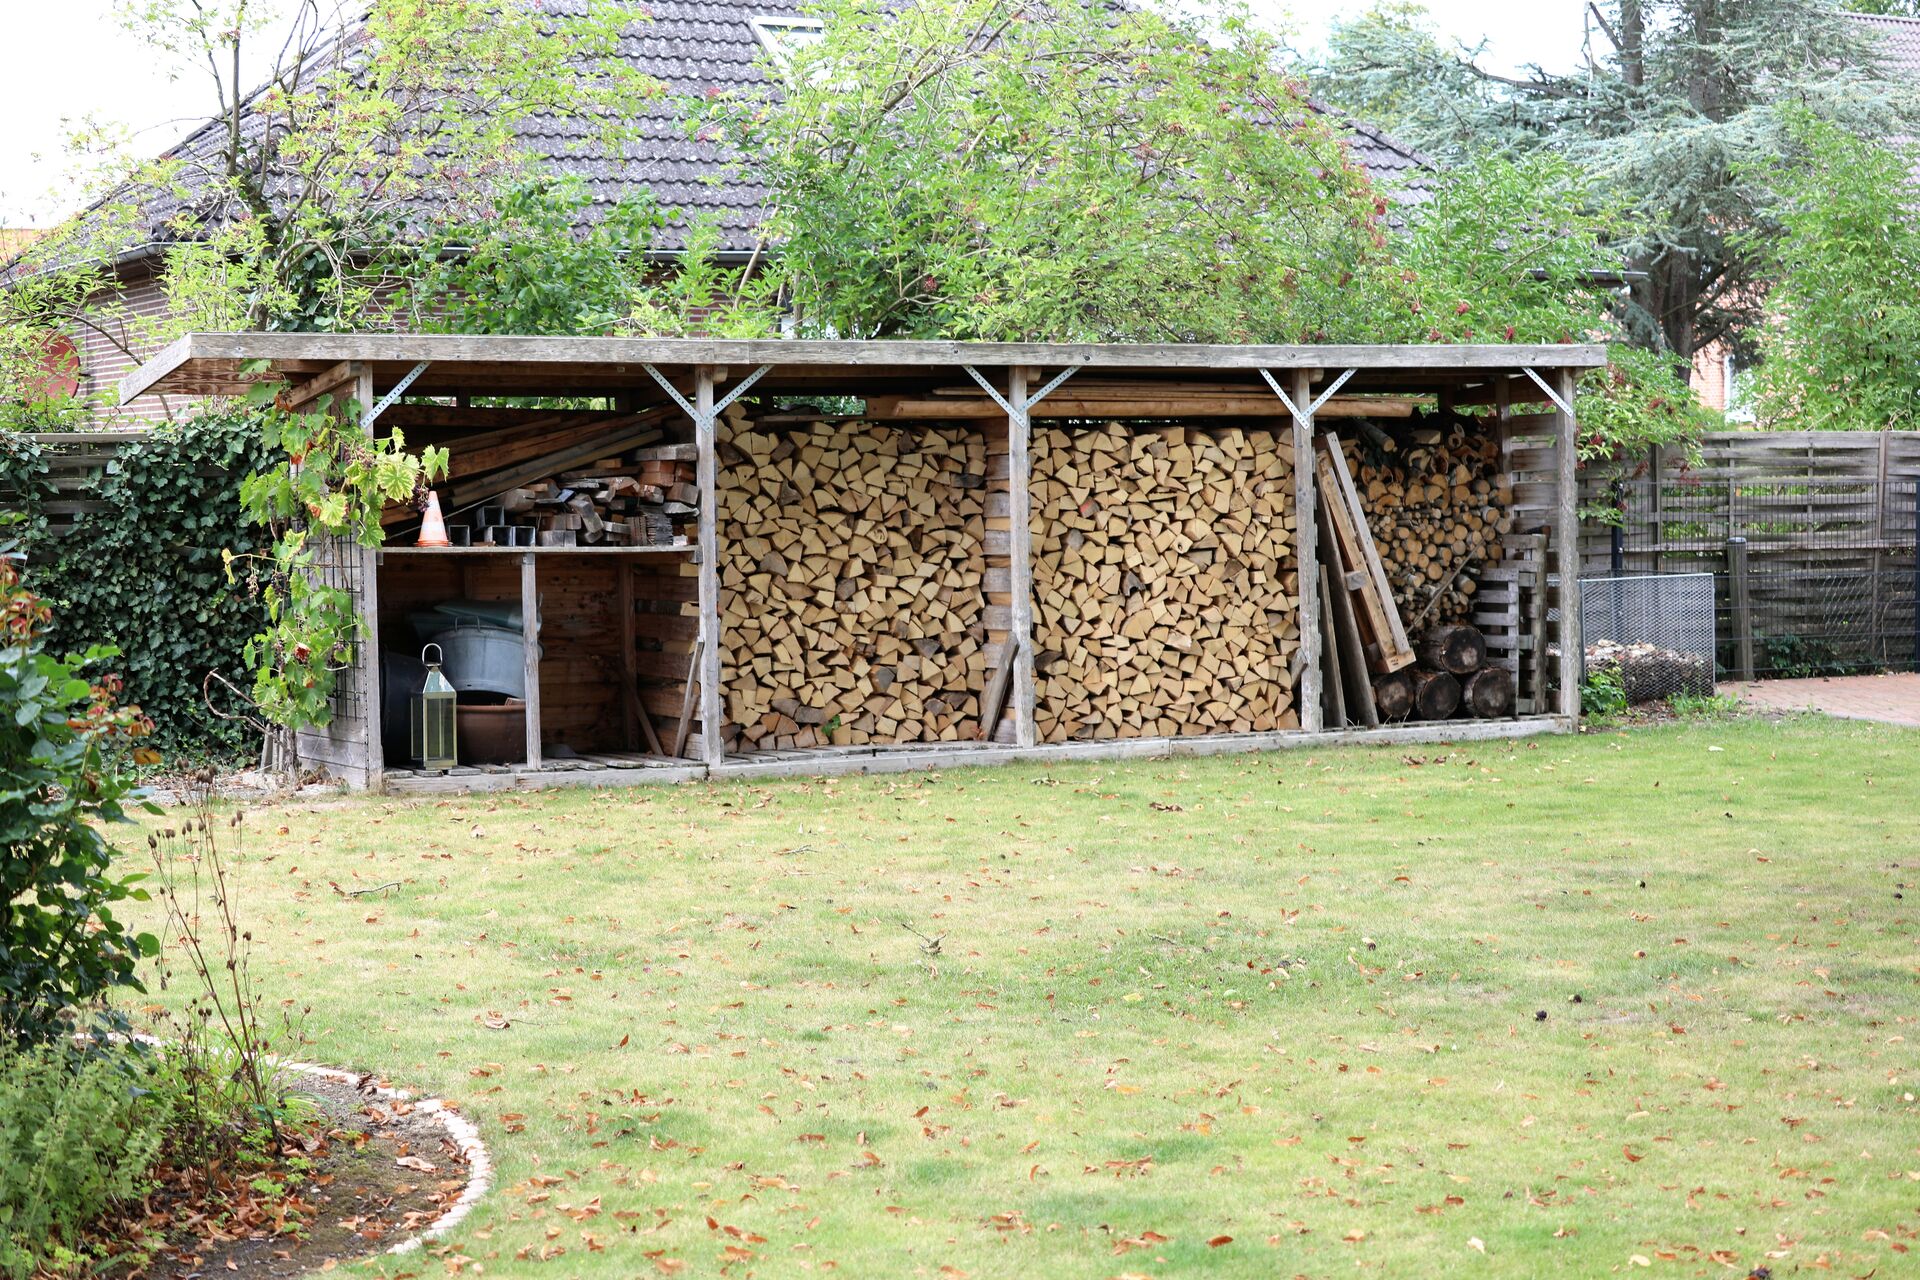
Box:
[1730,673,1920,727]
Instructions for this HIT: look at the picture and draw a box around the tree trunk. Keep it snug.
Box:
[1417,623,1485,675]
[1372,669,1415,721]
[1462,667,1515,719]
[1411,669,1461,720]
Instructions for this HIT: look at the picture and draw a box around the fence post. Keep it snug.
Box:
[1727,536,1754,681]
[1912,481,1918,670]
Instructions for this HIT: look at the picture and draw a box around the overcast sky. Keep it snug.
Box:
[0,0,1592,227]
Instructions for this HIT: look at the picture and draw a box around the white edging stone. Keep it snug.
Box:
[279,1060,494,1255]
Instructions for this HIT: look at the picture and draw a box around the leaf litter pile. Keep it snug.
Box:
[125,715,1920,1277]
[90,1072,462,1276]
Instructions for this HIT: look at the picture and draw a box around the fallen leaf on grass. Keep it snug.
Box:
[1468,1237,1486,1254]
[1207,1235,1233,1247]
[395,1156,437,1173]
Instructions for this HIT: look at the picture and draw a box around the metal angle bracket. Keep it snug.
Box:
[643,363,773,426]
[364,361,430,427]
[1521,366,1575,417]
[962,363,1080,418]
[1258,367,1355,425]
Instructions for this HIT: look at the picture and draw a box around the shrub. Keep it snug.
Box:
[0,412,270,762]
[1,523,159,1047]
[0,1043,170,1278]
[1579,666,1629,720]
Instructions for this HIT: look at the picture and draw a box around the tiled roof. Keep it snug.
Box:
[51,0,1436,265]
[1852,11,1920,81]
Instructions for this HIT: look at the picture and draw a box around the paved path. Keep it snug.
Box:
[1730,673,1920,727]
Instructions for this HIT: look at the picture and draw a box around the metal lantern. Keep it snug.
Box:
[411,643,457,772]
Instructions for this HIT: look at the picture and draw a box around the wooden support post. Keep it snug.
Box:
[695,366,724,767]
[1727,536,1754,682]
[1553,368,1581,719]
[520,551,542,770]
[1007,366,1037,749]
[1292,369,1324,733]
[354,363,384,791]
[618,565,638,749]
[1318,565,1346,728]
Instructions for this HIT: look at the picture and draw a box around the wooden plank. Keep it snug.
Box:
[1320,508,1380,729]
[672,637,703,760]
[1288,369,1323,734]
[1554,370,1581,720]
[1007,366,1038,749]
[696,367,724,767]
[521,552,543,771]
[1318,565,1346,728]
[355,365,386,791]
[121,333,1613,404]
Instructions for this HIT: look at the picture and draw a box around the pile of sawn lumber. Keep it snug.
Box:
[1031,423,1300,741]
[380,405,695,545]
[716,415,990,750]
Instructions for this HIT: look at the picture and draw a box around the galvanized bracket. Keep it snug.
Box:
[364,361,430,427]
[1259,367,1355,426]
[962,364,1079,419]
[1521,366,1575,417]
[643,362,772,426]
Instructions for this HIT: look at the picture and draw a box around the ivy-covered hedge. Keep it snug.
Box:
[0,414,268,761]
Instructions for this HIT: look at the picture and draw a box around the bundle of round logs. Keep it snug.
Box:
[1384,623,1514,721]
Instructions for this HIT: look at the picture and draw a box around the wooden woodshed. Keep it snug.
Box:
[122,335,1603,793]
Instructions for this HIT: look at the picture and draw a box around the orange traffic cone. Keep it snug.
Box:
[417,490,452,548]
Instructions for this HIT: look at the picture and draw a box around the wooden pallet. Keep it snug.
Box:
[1314,435,1415,674]
[1474,533,1548,714]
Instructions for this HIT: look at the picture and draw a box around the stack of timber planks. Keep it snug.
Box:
[1031,423,1300,742]
[717,414,990,750]
[1348,416,1514,625]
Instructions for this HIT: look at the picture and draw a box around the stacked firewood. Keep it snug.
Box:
[1372,624,1514,721]
[1031,423,1299,742]
[716,417,990,750]
[1349,419,1514,625]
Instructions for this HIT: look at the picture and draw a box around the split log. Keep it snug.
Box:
[1411,669,1461,720]
[1347,414,1513,626]
[1030,422,1300,741]
[1461,667,1515,719]
[718,415,988,750]
[1417,623,1486,676]
[1372,669,1415,721]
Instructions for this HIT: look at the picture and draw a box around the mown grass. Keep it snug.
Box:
[123,714,1920,1277]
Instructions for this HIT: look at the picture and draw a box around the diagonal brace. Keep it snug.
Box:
[1521,366,1575,417]
[963,364,1079,417]
[365,361,430,427]
[1259,367,1354,425]
[644,363,772,425]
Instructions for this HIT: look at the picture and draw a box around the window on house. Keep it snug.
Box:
[1724,352,1756,424]
[750,17,827,73]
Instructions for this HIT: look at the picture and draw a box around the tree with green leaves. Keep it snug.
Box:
[1743,112,1920,430]
[708,0,1706,461]
[704,0,1407,343]
[1,0,659,410]
[1316,0,1918,369]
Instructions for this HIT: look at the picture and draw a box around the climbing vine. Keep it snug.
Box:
[0,415,269,761]
[229,372,446,732]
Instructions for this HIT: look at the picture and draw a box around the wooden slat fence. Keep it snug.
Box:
[1581,432,1920,676]
[1,431,160,537]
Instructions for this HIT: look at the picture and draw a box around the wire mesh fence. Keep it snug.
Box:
[1579,573,1717,702]
[1596,474,1920,680]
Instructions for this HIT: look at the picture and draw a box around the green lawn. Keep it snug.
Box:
[126,715,1920,1277]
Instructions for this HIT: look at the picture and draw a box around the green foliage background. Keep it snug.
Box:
[0,415,268,761]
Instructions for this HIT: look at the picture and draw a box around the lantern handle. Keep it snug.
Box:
[421,642,444,666]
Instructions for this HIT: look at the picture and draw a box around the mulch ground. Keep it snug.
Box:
[112,1071,469,1278]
